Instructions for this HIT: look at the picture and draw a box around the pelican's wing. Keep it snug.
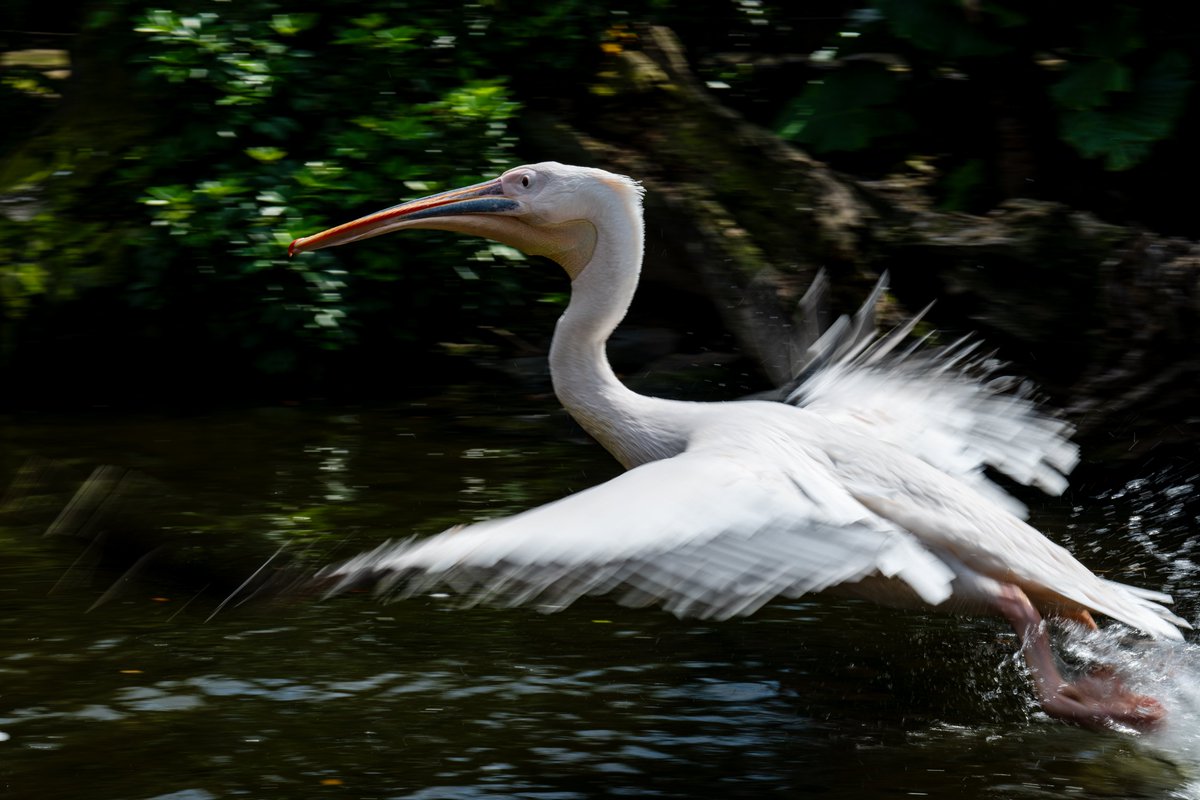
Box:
[780,275,1077,510]
[783,270,890,393]
[315,451,956,619]
[756,271,889,404]
[792,337,1078,515]
[855,492,1190,641]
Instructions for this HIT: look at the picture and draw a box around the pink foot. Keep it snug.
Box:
[991,583,1165,732]
[1043,666,1164,732]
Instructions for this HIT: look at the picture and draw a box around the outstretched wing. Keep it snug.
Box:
[787,302,1077,514]
[316,450,956,619]
[806,348,1074,482]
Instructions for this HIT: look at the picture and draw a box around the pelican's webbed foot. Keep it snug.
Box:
[994,583,1165,732]
[1042,665,1164,732]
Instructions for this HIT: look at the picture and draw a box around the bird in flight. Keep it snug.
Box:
[291,162,1188,731]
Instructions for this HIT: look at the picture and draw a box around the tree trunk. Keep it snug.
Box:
[520,26,1199,462]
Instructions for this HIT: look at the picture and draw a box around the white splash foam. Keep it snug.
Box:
[1062,627,1200,780]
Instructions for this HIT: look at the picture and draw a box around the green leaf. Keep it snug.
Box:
[777,66,913,152]
[939,159,986,211]
[875,0,1010,58]
[1050,59,1131,111]
[270,14,319,37]
[245,146,287,163]
[1058,51,1192,170]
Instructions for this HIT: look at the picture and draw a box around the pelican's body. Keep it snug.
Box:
[291,162,1188,730]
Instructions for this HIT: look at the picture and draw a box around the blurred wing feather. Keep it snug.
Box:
[792,337,1078,517]
[779,273,1077,514]
[317,451,956,619]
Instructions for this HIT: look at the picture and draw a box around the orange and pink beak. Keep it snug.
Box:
[289,178,519,257]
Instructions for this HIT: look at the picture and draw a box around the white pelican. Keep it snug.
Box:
[290,162,1188,730]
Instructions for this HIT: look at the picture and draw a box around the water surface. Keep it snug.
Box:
[1,390,1197,799]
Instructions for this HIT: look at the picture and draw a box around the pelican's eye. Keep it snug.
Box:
[503,169,538,195]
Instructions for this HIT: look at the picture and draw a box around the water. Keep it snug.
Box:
[1,389,1197,799]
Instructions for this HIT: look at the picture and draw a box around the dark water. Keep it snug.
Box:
[1,389,1198,800]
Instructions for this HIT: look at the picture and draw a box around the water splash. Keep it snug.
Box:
[1079,467,1200,620]
[1062,629,1200,752]
[1064,466,1200,793]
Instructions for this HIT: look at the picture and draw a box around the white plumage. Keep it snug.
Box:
[291,162,1188,730]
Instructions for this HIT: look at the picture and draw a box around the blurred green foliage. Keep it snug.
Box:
[774,1,1194,206]
[0,0,623,399]
[0,0,1196,404]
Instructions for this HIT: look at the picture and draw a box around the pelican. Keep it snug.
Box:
[290,162,1188,730]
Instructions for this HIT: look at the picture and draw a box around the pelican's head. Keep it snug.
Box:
[289,162,642,278]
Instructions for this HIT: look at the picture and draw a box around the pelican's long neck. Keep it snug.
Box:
[548,194,685,467]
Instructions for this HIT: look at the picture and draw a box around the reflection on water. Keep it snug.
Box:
[0,391,1197,799]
